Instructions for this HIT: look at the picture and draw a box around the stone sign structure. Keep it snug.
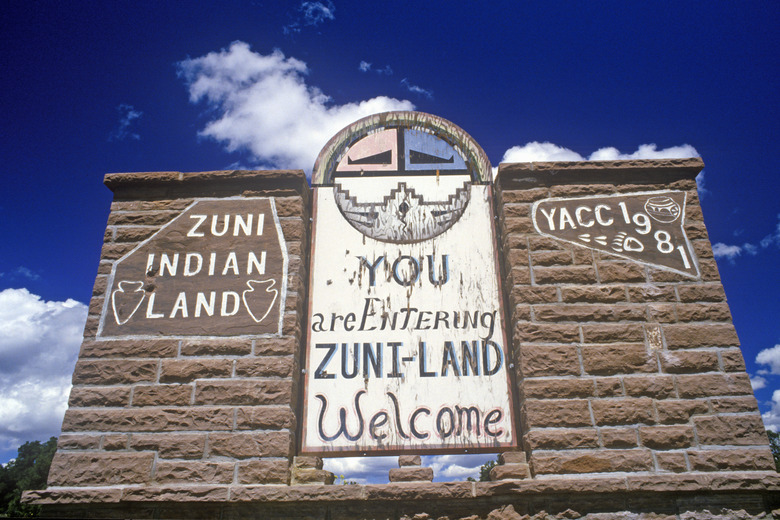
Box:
[26,112,779,519]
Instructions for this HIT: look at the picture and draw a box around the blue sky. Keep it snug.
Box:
[1,1,778,481]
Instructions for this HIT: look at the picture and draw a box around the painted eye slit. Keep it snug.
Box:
[409,149,454,164]
[347,150,392,165]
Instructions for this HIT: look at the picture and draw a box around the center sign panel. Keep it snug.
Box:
[302,112,516,455]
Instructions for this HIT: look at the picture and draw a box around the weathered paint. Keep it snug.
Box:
[532,191,699,277]
[302,112,515,455]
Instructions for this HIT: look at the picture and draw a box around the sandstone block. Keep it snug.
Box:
[235,356,294,378]
[489,464,531,480]
[255,337,298,356]
[594,377,624,397]
[111,199,193,212]
[57,434,101,450]
[591,398,654,426]
[113,226,158,243]
[710,396,759,413]
[675,302,731,322]
[160,359,232,383]
[68,385,131,407]
[235,406,296,430]
[531,449,653,475]
[534,266,597,285]
[273,195,305,217]
[600,427,638,448]
[511,285,558,304]
[195,379,292,405]
[582,344,655,375]
[91,276,108,297]
[507,248,529,267]
[238,460,290,484]
[626,285,676,302]
[102,434,128,450]
[623,375,675,398]
[676,373,752,398]
[498,451,527,465]
[523,399,591,428]
[503,216,534,234]
[522,378,594,399]
[572,247,594,264]
[154,461,234,484]
[581,324,645,343]
[501,188,549,203]
[534,304,645,323]
[687,447,775,471]
[663,323,740,349]
[655,451,688,472]
[660,350,719,373]
[518,344,580,377]
[80,339,178,358]
[399,455,421,466]
[523,428,599,450]
[677,284,726,302]
[504,233,528,251]
[47,452,154,486]
[100,243,135,260]
[639,425,694,449]
[279,218,304,241]
[720,348,747,372]
[132,384,193,406]
[694,414,768,445]
[389,467,434,482]
[291,468,335,485]
[514,323,580,343]
[120,484,229,502]
[180,339,252,356]
[598,262,646,283]
[560,285,626,303]
[655,400,709,424]
[72,359,157,385]
[208,431,292,458]
[511,266,531,285]
[293,456,323,469]
[62,407,233,432]
[531,250,573,266]
[130,433,206,459]
[645,303,677,323]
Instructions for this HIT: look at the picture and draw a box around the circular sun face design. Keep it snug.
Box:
[330,127,475,243]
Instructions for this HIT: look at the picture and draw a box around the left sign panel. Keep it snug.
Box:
[99,198,288,338]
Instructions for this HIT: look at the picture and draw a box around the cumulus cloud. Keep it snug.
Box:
[400,78,433,98]
[283,1,335,34]
[177,42,414,174]
[751,375,767,391]
[711,214,779,264]
[0,289,86,452]
[500,142,699,164]
[712,242,746,262]
[756,344,780,375]
[425,453,495,481]
[358,60,371,72]
[695,171,708,198]
[762,389,780,432]
[108,103,142,141]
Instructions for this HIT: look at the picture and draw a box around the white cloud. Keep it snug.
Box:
[501,142,584,163]
[695,170,708,198]
[109,103,142,141]
[0,289,86,452]
[178,42,414,175]
[761,389,780,432]
[358,60,371,72]
[501,142,699,164]
[323,456,397,484]
[756,344,780,375]
[283,1,335,34]
[712,242,744,261]
[0,266,40,281]
[751,375,767,390]
[400,78,433,98]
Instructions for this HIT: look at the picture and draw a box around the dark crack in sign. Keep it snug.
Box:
[532,190,699,277]
[99,198,288,338]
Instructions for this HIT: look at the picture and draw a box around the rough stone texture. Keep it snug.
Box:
[389,467,434,482]
[48,452,155,486]
[399,455,421,466]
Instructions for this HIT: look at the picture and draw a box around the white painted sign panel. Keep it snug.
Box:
[302,113,516,455]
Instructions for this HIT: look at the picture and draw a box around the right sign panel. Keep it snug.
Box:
[532,190,699,277]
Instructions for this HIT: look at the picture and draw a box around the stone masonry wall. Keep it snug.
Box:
[47,170,310,493]
[495,158,775,477]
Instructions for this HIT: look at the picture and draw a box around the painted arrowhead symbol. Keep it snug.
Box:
[111,281,146,325]
[242,279,279,324]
